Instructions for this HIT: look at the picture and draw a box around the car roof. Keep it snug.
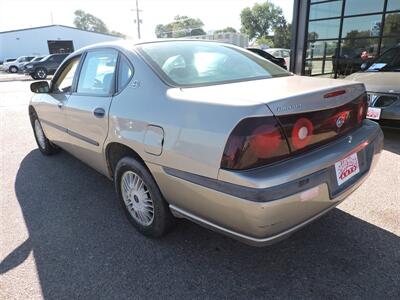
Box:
[71,39,236,55]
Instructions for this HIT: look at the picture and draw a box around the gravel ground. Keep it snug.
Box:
[1,81,399,299]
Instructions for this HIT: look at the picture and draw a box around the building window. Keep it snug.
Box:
[308,19,341,40]
[303,0,400,77]
[387,0,400,12]
[309,1,342,20]
[383,13,400,36]
[344,0,385,16]
[342,15,383,38]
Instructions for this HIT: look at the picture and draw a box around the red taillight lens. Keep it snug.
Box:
[249,125,282,158]
[291,118,314,150]
[357,95,368,124]
[221,94,367,171]
[221,117,290,170]
[277,93,367,154]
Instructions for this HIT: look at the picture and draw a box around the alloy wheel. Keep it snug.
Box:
[121,170,154,226]
[36,69,46,79]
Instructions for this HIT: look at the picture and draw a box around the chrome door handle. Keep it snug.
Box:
[93,107,105,118]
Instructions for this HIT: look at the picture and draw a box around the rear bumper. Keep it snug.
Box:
[150,120,383,246]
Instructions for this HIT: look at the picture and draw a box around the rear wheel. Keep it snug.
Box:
[35,68,47,79]
[31,112,60,155]
[114,157,174,237]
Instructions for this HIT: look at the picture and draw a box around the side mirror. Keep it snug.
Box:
[30,81,50,93]
[360,62,370,71]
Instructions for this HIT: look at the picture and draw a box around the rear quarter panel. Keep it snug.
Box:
[106,51,270,179]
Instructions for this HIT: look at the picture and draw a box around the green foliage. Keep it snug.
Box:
[241,1,291,48]
[155,15,206,38]
[73,10,109,33]
[214,27,237,34]
[73,10,126,38]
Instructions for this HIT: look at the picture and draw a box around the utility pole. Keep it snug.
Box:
[131,0,142,39]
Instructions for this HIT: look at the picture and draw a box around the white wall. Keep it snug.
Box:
[0,25,122,61]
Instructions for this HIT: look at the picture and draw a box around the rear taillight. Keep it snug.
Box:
[278,93,367,154]
[221,117,290,170]
[357,94,368,124]
[221,94,367,171]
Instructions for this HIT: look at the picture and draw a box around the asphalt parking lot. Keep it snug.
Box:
[1,81,399,299]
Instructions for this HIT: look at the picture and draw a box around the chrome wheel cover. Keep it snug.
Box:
[34,119,46,149]
[37,69,46,79]
[121,171,154,226]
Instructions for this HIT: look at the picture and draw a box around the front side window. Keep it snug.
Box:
[77,49,118,95]
[138,41,290,87]
[52,56,81,93]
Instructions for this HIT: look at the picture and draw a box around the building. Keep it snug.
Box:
[291,0,400,77]
[0,24,122,61]
[188,32,249,48]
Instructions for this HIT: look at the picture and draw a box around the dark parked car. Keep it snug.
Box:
[24,53,69,79]
[332,48,375,76]
[346,46,400,127]
[247,48,287,69]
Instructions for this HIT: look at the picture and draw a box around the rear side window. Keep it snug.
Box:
[77,49,118,95]
[117,55,133,92]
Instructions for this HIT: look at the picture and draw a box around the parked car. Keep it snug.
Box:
[28,40,383,246]
[346,46,400,127]
[21,56,44,72]
[0,58,15,71]
[247,48,287,69]
[24,53,69,79]
[266,48,291,66]
[3,56,35,73]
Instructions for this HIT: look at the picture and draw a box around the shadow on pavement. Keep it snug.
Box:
[382,127,400,155]
[7,149,400,298]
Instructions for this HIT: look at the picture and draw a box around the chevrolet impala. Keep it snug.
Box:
[29,40,383,246]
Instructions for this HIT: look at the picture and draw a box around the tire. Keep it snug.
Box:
[30,112,60,155]
[31,74,38,80]
[114,157,174,237]
[9,66,18,73]
[35,68,47,79]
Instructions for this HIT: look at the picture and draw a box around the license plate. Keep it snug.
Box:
[335,152,360,186]
[366,107,381,120]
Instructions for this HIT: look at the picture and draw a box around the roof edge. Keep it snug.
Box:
[0,24,123,38]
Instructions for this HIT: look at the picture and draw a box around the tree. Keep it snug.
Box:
[73,10,109,34]
[155,15,206,38]
[110,30,127,38]
[214,27,237,34]
[240,1,291,48]
[273,22,291,49]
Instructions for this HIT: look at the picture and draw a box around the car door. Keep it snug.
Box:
[37,55,81,148]
[63,48,118,174]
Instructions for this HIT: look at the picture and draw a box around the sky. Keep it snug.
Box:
[0,0,294,40]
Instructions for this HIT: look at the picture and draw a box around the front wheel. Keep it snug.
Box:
[114,157,174,237]
[31,113,60,155]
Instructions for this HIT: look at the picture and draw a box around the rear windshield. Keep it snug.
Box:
[138,41,290,87]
